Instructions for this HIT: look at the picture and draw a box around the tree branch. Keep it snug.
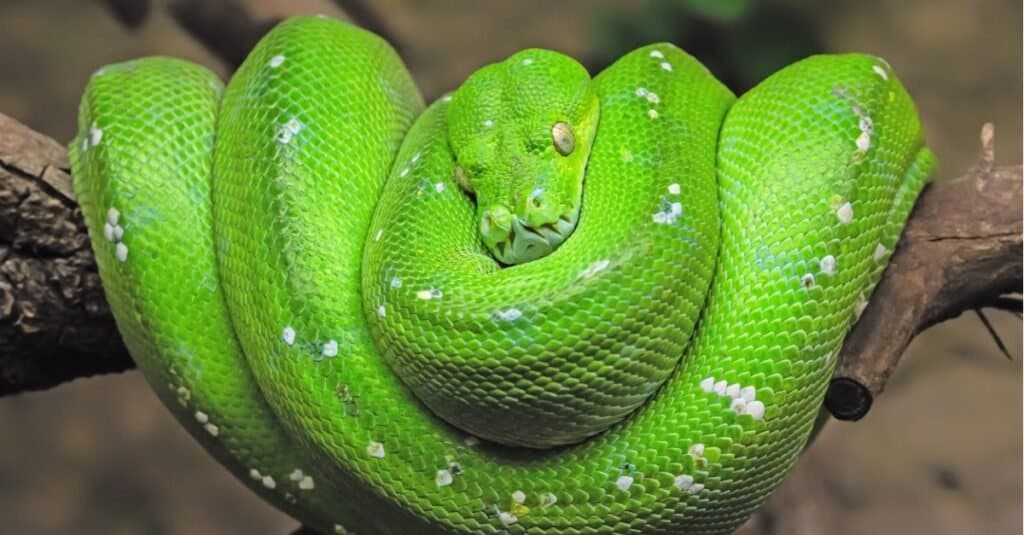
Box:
[2,111,1018,415]
[0,113,132,396]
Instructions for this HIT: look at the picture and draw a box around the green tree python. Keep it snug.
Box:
[69,15,936,535]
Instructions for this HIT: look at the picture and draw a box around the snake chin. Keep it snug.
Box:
[492,213,577,265]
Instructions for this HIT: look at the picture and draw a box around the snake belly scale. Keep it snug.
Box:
[69,15,935,535]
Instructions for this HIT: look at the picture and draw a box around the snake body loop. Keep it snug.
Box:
[70,16,935,534]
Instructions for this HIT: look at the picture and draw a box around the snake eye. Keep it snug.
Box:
[552,122,574,156]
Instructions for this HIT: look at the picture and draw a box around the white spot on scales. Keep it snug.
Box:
[578,259,610,279]
[492,308,523,321]
[649,50,664,59]
[820,255,837,276]
[836,202,854,224]
[277,118,303,144]
[89,122,103,147]
[615,474,635,492]
[367,440,386,458]
[872,65,889,81]
[281,326,296,345]
[268,54,285,68]
[416,288,443,300]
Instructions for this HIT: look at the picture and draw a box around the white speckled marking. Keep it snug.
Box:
[399,166,410,178]
[374,229,383,241]
[390,277,403,289]
[579,259,611,279]
[648,109,659,119]
[493,308,523,321]
[670,202,682,216]
[103,223,115,242]
[820,255,837,276]
[836,202,854,224]
[281,326,296,345]
[668,183,680,195]
[539,492,557,507]
[801,273,816,289]
[855,294,869,318]
[688,483,705,494]
[740,386,757,402]
[107,207,120,225]
[268,54,285,68]
[194,411,208,424]
[416,289,440,300]
[298,475,315,490]
[115,242,128,262]
[713,380,727,396]
[436,469,453,487]
[873,243,888,261]
[689,443,705,458]
[333,525,348,534]
[730,397,747,414]
[434,182,445,193]
[322,339,339,358]
[499,512,518,526]
[660,62,673,72]
[649,50,664,59]
[113,225,124,241]
[615,475,634,491]
[441,95,453,102]
[277,118,302,144]
[646,92,660,104]
[249,468,261,480]
[483,119,494,129]
[700,377,715,393]
[674,474,694,491]
[745,400,766,420]
[262,475,276,489]
[521,58,534,66]
[726,383,740,398]
[872,65,888,80]
[290,469,304,481]
[204,423,219,436]
[512,490,526,504]
[634,87,648,97]
[367,441,386,458]
[89,123,103,146]
[377,305,386,318]
[856,131,871,153]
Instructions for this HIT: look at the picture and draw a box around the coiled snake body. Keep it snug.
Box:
[70,16,935,534]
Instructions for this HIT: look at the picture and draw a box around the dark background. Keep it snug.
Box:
[0,0,1020,533]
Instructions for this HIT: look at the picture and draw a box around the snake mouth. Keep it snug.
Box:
[490,213,577,265]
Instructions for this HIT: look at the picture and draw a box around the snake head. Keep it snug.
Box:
[447,49,599,265]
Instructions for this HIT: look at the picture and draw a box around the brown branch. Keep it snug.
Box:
[0,110,1020,410]
[0,113,132,396]
[0,108,1019,535]
[824,123,1022,420]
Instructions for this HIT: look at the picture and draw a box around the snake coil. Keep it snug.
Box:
[71,15,934,535]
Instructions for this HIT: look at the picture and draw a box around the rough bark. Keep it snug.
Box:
[0,111,1019,533]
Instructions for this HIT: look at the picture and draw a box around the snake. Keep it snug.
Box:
[69,15,935,535]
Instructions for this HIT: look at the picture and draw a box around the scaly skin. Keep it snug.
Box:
[70,15,935,535]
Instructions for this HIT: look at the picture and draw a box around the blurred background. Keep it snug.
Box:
[0,0,1020,533]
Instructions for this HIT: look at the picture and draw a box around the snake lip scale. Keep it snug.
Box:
[70,14,935,535]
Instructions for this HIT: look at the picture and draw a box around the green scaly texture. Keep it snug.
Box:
[70,15,935,535]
